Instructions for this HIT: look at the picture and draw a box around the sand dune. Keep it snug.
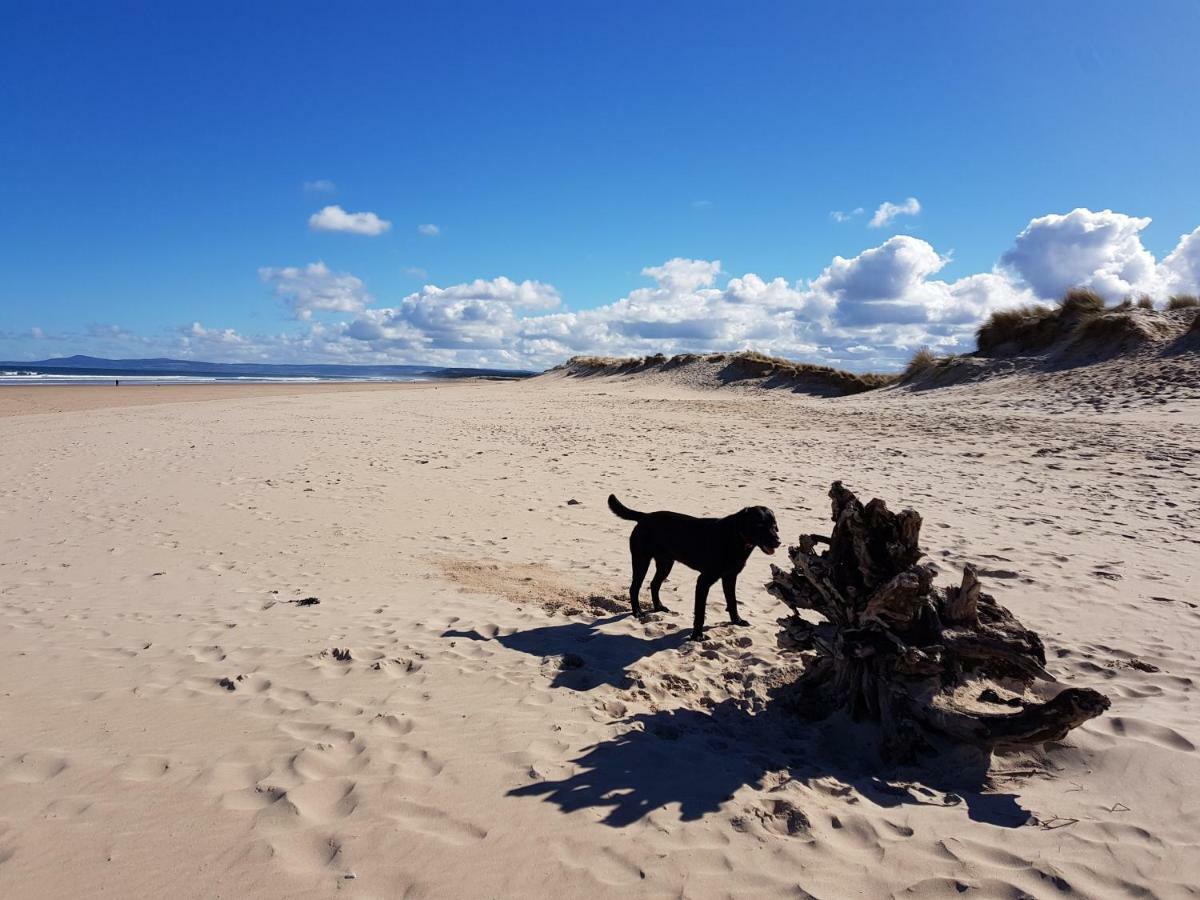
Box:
[1,371,1198,898]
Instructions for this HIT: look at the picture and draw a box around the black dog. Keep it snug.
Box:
[608,494,781,641]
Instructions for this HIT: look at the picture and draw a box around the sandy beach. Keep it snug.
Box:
[1,375,1198,899]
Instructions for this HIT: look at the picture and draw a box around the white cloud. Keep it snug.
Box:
[331,277,561,353]
[403,266,429,279]
[308,205,391,236]
[183,322,247,346]
[869,197,921,229]
[1159,225,1200,296]
[417,223,440,236]
[259,261,372,319]
[641,258,721,292]
[303,179,336,194]
[1000,208,1158,300]
[830,207,864,223]
[828,240,944,299]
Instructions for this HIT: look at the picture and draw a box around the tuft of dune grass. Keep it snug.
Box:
[901,347,939,379]
[1167,295,1199,310]
[975,303,1058,354]
[1058,288,1107,316]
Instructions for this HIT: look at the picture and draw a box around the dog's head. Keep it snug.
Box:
[736,506,781,555]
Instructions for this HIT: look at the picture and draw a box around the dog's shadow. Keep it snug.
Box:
[507,697,1033,830]
[443,614,688,690]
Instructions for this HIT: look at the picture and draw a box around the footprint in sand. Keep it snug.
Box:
[189,644,227,662]
[276,777,360,822]
[380,742,444,778]
[370,714,416,736]
[388,798,487,845]
[263,830,347,874]
[287,741,371,781]
[116,755,172,782]
[194,760,272,794]
[40,796,93,818]
[0,751,68,783]
[1100,716,1196,752]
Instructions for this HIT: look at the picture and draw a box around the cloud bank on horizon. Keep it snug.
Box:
[14,208,1200,372]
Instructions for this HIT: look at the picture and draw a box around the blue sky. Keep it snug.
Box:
[2,1,1199,369]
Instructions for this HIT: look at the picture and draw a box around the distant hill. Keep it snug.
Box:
[0,355,534,380]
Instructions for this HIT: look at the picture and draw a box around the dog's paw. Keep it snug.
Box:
[730,616,750,627]
[688,630,705,642]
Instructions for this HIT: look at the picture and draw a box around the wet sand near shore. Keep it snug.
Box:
[0,381,459,418]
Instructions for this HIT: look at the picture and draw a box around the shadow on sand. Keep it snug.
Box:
[443,614,688,690]
[507,699,1031,828]
[444,617,1033,830]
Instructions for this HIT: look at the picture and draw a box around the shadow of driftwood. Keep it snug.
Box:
[442,615,688,690]
[507,696,1031,829]
[447,616,1030,828]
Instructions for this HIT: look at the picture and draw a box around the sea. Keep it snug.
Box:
[0,363,528,386]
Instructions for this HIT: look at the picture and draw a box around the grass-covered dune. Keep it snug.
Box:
[550,350,899,396]
[546,291,1200,399]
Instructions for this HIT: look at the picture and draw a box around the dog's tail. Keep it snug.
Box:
[607,494,645,522]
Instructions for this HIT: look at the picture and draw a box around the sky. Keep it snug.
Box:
[2,0,1199,371]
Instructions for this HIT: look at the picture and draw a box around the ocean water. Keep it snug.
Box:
[0,368,432,386]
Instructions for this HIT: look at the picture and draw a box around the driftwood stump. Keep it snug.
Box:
[767,481,1109,761]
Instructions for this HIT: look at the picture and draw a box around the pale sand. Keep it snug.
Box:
[0,377,1197,898]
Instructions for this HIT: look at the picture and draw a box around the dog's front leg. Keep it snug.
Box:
[722,573,749,627]
[691,572,718,640]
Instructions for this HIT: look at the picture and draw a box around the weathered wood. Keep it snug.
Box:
[944,565,981,625]
[766,481,1110,757]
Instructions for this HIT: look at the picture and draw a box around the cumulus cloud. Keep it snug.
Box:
[641,258,721,292]
[417,223,440,236]
[1000,208,1159,300]
[259,262,372,319]
[338,277,561,352]
[869,197,921,229]
[308,205,391,236]
[184,322,246,345]
[1159,225,1200,296]
[811,236,947,325]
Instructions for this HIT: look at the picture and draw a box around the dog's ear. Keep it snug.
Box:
[733,507,758,540]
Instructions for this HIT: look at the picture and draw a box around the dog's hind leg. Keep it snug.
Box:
[722,572,749,627]
[629,547,651,617]
[691,572,719,640]
[649,557,673,612]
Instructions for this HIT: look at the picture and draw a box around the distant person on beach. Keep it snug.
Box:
[115,379,120,386]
